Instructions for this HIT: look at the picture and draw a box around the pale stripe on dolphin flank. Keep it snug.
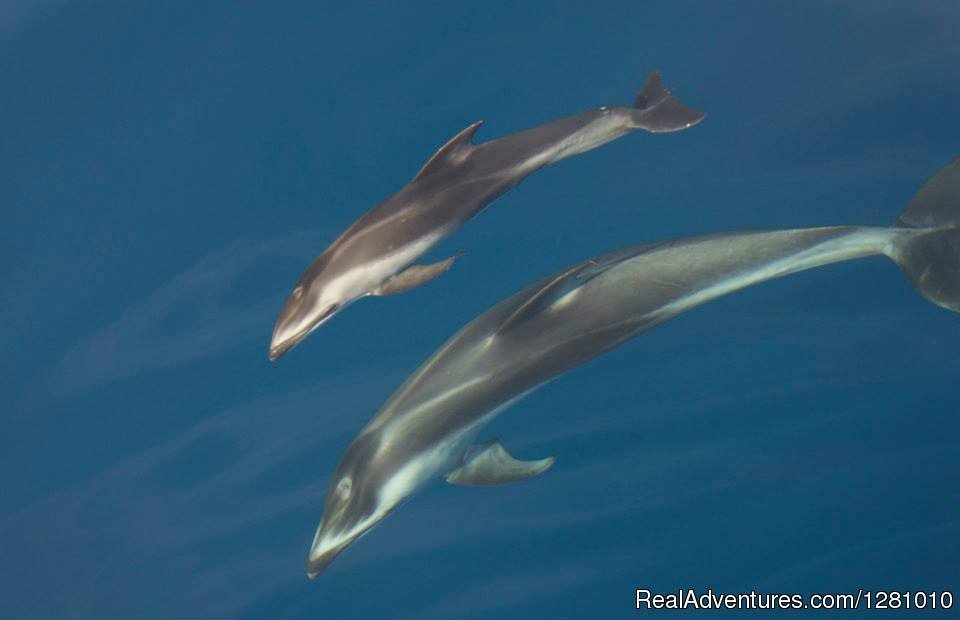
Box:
[630,226,910,322]
[515,108,634,172]
[322,229,448,303]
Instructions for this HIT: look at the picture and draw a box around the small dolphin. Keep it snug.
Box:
[305,158,960,576]
[269,71,705,360]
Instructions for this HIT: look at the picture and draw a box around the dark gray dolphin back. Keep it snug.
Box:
[893,157,960,312]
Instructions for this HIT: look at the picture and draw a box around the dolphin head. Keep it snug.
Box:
[268,283,339,361]
[306,433,416,578]
[269,256,348,361]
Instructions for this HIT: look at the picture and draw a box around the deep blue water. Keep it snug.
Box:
[3,2,958,618]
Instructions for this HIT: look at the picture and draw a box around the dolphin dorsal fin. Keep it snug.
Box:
[496,260,604,335]
[446,440,555,486]
[495,243,675,336]
[412,120,484,182]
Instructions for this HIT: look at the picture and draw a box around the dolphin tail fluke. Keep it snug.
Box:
[630,70,706,133]
[891,158,960,312]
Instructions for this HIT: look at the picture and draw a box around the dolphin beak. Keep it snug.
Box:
[306,540,350,579]
[306,509,387,580]
[268,320,296,361]
[268,340,292,362]
[269,304,341,362]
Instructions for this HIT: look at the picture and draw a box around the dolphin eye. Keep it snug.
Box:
[337,477,352,499]
[292,285,304,300]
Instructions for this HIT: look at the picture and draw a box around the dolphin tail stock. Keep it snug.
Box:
[890,158,960,312]
[628,69,706,133]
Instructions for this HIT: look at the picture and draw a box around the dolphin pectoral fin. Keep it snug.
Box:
[446,440,555,486]
[373,253,462,296]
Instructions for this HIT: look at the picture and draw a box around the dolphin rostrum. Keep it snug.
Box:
[305,158,960,576]
[268,71,705,360]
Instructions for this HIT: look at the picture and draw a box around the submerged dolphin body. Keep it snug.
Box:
[269,71,705,360]
[305,159,960,576]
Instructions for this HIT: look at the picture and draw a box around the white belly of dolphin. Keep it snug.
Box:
[325,230,447,302]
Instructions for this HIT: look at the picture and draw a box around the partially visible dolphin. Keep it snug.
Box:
[305,158,960,576]
[269,71,705,360]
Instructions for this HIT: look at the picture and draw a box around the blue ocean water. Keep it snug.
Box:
[2,1,958,618]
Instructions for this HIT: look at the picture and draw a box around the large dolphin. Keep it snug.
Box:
[269,71,705,360]
[304,158,960,577]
